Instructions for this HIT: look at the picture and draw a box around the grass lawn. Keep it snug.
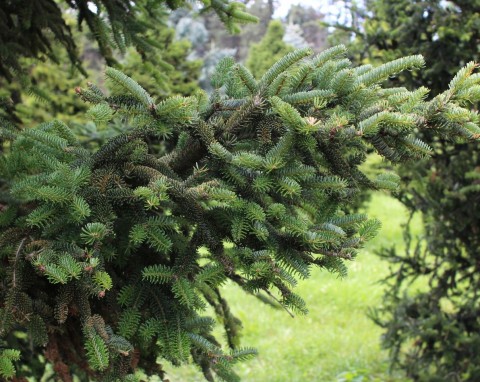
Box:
[164,192,421,381]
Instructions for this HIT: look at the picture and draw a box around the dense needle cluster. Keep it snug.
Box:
[0,46,479,380]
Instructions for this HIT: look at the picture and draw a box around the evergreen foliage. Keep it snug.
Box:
[354,0,480,94]
[1,45,480,380]
[336,1,480,380]
[0,0,257,80]
[0,0,253,126]
[372,143,480,381]
[1,0,279,128]
[0,9,203,129]
[0,41,91,127]
[122,27,203,98]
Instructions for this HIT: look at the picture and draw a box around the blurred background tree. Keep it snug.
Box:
[171,1,329,90]
[331,0,480,380]
[120,28,202,99]
[0,0,256,77]
[286,4,328,51]
[246,20,294,78]
[0,0,257,126]
[341,0,480,93]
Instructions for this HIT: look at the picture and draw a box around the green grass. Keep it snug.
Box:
[164,192,421,381]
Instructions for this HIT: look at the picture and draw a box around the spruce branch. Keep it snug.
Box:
[2,47,480,381]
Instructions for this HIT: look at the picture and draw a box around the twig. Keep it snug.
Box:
[12,237,26,289]
[262,289,295,318]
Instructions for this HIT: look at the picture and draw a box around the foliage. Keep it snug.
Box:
[121,23,202,99]
[0,41,92,127]
[0,25,201,127]
[359,0,480,94]
[0,0,257,79]
[338,1,480,380]
[373,143,480,381]
[0,0,255,126]
[246,20,294,79]
[1,44,479,380]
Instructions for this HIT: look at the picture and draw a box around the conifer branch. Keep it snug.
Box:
[2,47,480,381]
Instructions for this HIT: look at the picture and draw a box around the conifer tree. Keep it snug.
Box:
[121,21,202,99]
[0,0,257,80]
[0,42,92,128]
[0,0,257,126]
[1,45,480,380]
